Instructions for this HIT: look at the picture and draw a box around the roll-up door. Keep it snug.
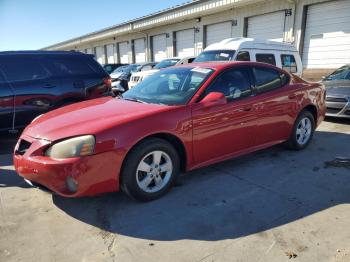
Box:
[106,44,115,64]
[134,38,146,63]
[175,29,195,57]
[152,34,167,62]
[205,21,232,46]
[118,42,129,64]
[95,46,105,64]
[302,0,350,69]
[247,11,285,42]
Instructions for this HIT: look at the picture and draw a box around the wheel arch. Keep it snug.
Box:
[301,104,318,126]
[121,132,188,176]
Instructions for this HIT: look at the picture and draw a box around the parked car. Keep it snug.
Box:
[321,65,350,118]
[0,51,111,132]
[128,57,195,88]
[194,37,302,76]
[14,62,326,201]
[103,63,128,74]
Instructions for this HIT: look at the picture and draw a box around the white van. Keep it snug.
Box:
[194,38,302,76]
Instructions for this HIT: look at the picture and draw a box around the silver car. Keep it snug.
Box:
[322,65,350,118]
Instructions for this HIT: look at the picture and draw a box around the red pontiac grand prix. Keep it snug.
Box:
[14,62,326,201]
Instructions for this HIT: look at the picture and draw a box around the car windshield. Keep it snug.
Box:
[325,65,350,81]
[194,50,236,62]
[113,66,128,73]
[154,59,180,69]
[122,67,214,105]
[112,64,139,74]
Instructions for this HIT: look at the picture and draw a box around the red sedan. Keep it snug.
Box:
[14,62,326,201]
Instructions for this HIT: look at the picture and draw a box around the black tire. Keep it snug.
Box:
[121,138,180,201]
[285,110,315,150]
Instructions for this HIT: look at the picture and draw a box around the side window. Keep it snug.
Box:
[256,54,276,66]
[281,54,297,73]
[236,51,250,61]
[253,67,282,93]
[205,68,252,100]
[0,56,49,82]
[49,56,96,76]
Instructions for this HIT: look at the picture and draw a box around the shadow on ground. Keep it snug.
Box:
[52,130,350,241]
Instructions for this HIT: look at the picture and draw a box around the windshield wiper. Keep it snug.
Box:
[123,97,148,104]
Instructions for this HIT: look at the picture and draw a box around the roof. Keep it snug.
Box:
[0,50,87,56]
[204,38,298,52]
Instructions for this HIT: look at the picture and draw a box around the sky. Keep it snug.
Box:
[0,0,189,51]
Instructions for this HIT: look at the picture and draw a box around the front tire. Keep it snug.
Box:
[121,138,180,201]
[286,110,315,150]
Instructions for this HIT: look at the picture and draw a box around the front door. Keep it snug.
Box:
[192,67,257,164]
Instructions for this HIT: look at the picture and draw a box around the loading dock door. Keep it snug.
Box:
[175,29,195,57]
[134,38,146,63]
[152,34,167,62]
[106,44,115,64]
[302,0,350,69]
[247,11,285,42]
[118,42,129,64]
[206,21,232,46]
[95,46,105,64]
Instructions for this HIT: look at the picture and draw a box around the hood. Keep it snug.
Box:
[324,80,350,97]
[25,97,168,141]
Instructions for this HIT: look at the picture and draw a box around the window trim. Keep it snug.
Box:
[198,66,254,102]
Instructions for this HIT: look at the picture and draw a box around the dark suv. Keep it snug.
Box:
[0,51,111,132]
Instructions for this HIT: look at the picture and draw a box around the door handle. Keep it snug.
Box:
[288,94,297,99]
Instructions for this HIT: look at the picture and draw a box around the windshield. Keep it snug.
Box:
[194,50,236,62]
[154,59,180,69]
[325,65,350,81]
[122,67,214,105]
[112,64,139,74]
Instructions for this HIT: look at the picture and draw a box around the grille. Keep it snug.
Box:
[16,139,31,155]
[326,97,348,103]
[326,107,342,114]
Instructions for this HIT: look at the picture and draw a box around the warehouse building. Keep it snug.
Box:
[44,0,350,80]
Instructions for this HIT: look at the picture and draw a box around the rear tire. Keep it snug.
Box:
[285,110,315,150]
[121,138,180,201]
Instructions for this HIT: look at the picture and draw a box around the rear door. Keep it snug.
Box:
[0,69,14,131]
[251,66,297,147]
[0,55,59,128]
[44,54,109,101]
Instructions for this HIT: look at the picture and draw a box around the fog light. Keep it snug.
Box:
[66,176,78,193]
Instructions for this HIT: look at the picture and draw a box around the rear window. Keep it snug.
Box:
[0,56,49,82]
[256,54,276,66]
[253,67,281,93]
[281,54,297,73]
[236,51,250,61]
[194,50,235,62]
[46,55,101,76]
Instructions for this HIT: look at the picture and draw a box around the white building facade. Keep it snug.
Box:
[44,0,350,80]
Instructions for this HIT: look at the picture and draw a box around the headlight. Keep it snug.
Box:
[45,135,95,159]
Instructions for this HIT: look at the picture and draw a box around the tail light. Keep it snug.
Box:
[103,77,112,88]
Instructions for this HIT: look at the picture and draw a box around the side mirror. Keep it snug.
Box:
[200,92,227,107]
